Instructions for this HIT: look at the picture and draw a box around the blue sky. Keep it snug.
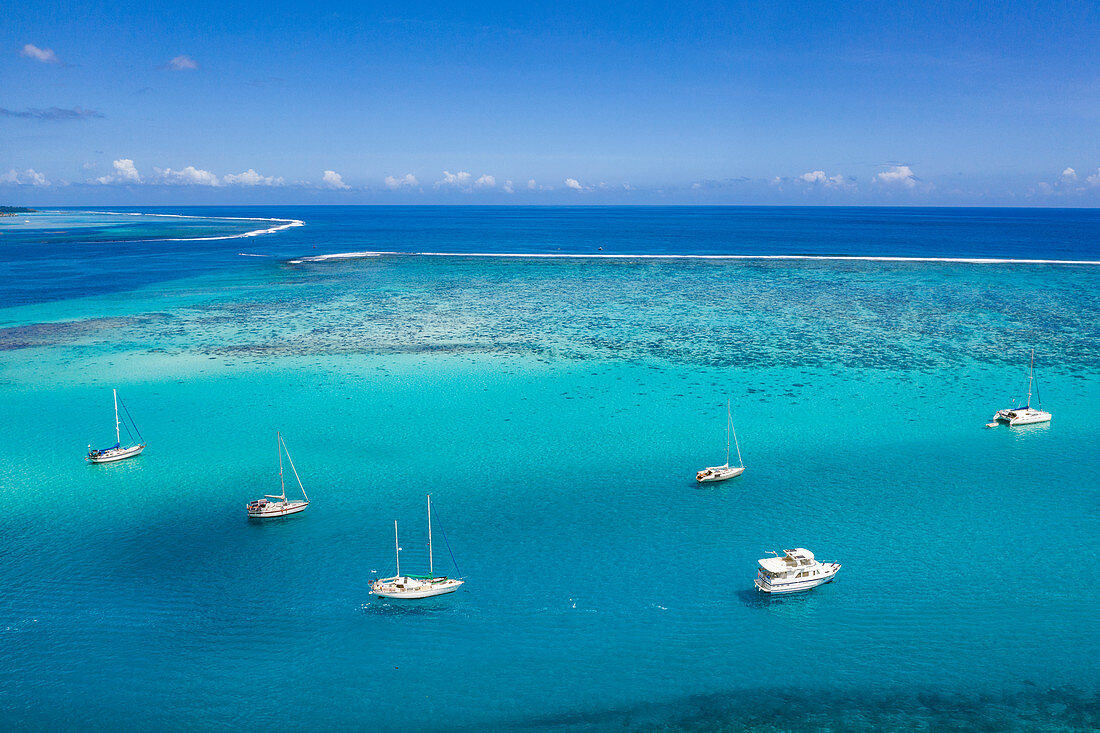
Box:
[2,1,1097,205]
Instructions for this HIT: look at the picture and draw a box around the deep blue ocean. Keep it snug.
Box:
[1,207,1098,731]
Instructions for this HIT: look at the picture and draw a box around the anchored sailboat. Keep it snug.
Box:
[696,399,745,482]
[87,388,146,463]
[371,495,464,599]
[247,431,310,518]
[989,349,1052,427]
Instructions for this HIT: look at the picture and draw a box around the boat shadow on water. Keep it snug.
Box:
[359,594,467,617]
[736,586,832,615]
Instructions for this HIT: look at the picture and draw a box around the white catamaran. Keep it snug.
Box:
[370,495,464,599]
[696,399,745,483]
[247,431,310,518]
[87,388,146,463]
[989,349,1052,427]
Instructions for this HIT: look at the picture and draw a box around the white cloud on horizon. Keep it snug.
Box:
[322,170,349,189]
[21,44,60,64]
[384,173,419,190]
[164,55,198,71]
[435,170,499,191]
[1,168,50,186]
[564,178,585,191]
[223,169,283,186]
[1087,169,1100,187]
[436,170,472,189]
[798,170,855,190]
[502,179,514,194]
[874,165,918,188]
[1061,167,1078,183]
[157,165,220,186]
[95,158,142,184]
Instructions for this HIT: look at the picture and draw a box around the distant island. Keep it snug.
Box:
[0,206,36,216]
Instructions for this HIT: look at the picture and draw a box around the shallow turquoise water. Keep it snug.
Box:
[1,210,1098,730]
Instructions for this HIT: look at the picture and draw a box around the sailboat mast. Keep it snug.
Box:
[113,389,121,445]
[277,431,286,501]
[394,520,401,578]
[428,494,434,577]
[1027,349,1034,409]
[725,399,731,466]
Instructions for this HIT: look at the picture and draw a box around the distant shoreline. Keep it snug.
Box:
[0,206,37,216]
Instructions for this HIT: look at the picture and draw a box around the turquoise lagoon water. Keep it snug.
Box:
[0,208,1098,730]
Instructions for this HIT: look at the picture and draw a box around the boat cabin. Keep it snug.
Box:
[757,548,819,578]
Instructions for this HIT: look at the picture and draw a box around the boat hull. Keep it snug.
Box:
[755,564,841,594]
[697,466,745,483]
[87,444,145,463]
[371,578,464,599]
[994,409,1051,426]
[247,500,309,518]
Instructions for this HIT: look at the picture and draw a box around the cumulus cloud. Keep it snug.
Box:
[436,170,472,189]
[384,173,419,190]
[1061,167,1078,183]
[1,168,50,186]
[21,44,60,64]
[564,178,585,191]
[95,158,142,184]
[527,179,537,190]
[322,170,349,189]
[157,166,221,186]
[874,165,918,188]
[223,169,283,186]
[163,55,198,71]
[502,179,514,194]
[0,106,103,121]
[1087,169,1100,187]
[434,170,499,191]
[797,170,855,190]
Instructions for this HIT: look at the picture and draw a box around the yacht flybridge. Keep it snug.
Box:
[87,389,145,463]
[989,349,1051,427]
[754,548,840,594]
[696,399,745,483]
[371,495,464,599]
[247,431,310,518]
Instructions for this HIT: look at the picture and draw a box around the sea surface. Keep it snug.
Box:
[1,206,1098,731]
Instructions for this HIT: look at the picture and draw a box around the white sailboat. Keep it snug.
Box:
[371,495,464,599]
[697,399,745,482]
[87,388,146,463]
[247,431,310,518]
[988,349,1052,427]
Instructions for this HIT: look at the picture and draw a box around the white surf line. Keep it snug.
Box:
[288,251,383,264]
[79,210,305,241]
[287,250,1100,266]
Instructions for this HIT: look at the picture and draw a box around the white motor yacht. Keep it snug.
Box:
[754,548,840,594]
[697,399,745,483]
[247,431,310,518]
[371,495,464,599]
[990,349,1051,427]
[87,389,146,463]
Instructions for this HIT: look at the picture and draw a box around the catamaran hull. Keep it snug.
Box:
[755,565,841,594]
[87,444,145,463]
[247,501,309,518]
[994,410,1051,427]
